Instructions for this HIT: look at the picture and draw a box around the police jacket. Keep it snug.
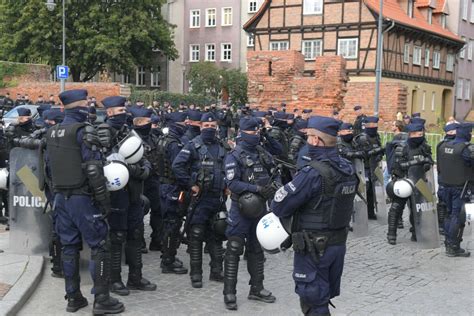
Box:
[155,129,185,185]
[385,132,407,173]
[271,147,357,236]
[391,141,433,181]
[353,132,384,171]
[172,135,227,196]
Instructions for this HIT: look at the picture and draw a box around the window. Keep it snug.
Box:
[460,37,466,58]
[433,50,440,69]
[247,34,255,47]
[249,1,258,13]
[457,79,463,99]
[408,0,414,18]
[465,79,471,100]
[270,41,289,51]
[404,43,410,63]
[205,44,215,61]
[462,0,468,20]
[471,0,474,22]
[446,54,455,72]
[427,8,432,24]
[206,8,216,27]
[190,9,200,28]
[136,66,146,86]
[431,92,435,111]
[338,38,358,59]
[422,91,426,111]
[221,43,232,61]
[303,0,323,15]
[441,14,447,28]
[150,66,161,88]
[424,48,430,67]
[222,7,232,26]
[189,44,200,62]
[468,40,473,60]
[413,46,422,65]
[121,74,130,84]
[302,40,323,60]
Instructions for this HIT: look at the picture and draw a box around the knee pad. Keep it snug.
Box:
[226,236,244,256]
[190,224,206,242]
[109,230,127,244]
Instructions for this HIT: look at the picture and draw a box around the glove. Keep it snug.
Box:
[423,164,431,172]
[257,184,276,200]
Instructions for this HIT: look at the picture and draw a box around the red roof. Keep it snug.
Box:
[364,0,461,42]
[433,0,447,13]
[415,0,432,8]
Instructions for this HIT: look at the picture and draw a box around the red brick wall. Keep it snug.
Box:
[247,50,408,130]
[1,83,122,106]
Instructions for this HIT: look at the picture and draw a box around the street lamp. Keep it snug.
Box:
[45,0,66,92]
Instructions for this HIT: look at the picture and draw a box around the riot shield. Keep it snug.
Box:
[9,147,51,255]
[409,166,440,249]
[352,158,368,237]
[372,161,387,225]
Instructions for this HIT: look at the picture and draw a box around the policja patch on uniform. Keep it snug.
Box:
[274,186,288,202]
[226,169,235,180]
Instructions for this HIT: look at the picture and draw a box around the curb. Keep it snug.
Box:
[0,255,44,316]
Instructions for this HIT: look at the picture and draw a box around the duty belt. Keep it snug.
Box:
[292,228,348,263]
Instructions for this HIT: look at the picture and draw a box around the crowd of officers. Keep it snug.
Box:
[0,89,472,316]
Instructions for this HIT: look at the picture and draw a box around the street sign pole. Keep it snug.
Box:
[61,0,66,92]
[374,0,384,117]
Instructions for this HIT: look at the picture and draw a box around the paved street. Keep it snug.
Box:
[16,213,474,316]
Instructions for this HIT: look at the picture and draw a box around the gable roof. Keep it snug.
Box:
[244,0,461,44]
[364,0,461,43]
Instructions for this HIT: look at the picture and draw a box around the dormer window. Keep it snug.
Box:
[427,8,432,24]
[408,0,414,18]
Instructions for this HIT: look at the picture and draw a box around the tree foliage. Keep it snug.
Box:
[0,0,178,82]
[187,62,247,105]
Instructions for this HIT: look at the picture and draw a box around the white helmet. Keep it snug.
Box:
[393,179,413,198]
[118,131,144,164]
[162,127,169,135]
[103,160,129,191]
[0,168,9,190]
[256,212,290,254]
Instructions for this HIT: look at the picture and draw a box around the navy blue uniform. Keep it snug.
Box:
[271,147,356,315]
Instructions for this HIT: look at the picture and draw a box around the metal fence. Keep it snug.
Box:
[379,132,443,160]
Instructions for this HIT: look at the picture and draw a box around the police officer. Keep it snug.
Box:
[8,108,36,137]
[35,95,47,105]
[34,103,52,129]
[172,112,227,288]
[99,97,157,296]
[387,122,433,245]
[217,103,232,140]
[352,105,366,136]
[437,123,473,257]
[436,123,459,234]
[88,106,98,125]
[156,111,189,274]
[2,92,14,111]
[352,116,384,220]
[185,109,202,140]
[271,116,357,316]
[45,90,124,314]
[288,119,307,166]
[337,123,363,160]
[223,116,279,310]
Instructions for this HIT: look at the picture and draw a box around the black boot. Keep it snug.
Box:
[247,251,276,303]
[109,233,129,296]
[66,292,88,313]
[437,202,446,235]
[208,240,224,282]
[149,238,162,251]
[161,230,188,274]
[409,227,417,242]
[223,238,243,310]
[446,244,471,257]
[125,236,157,291]
[50,233,63,278]
[387,207,398,245]
[189,225,204,288]
[92,247,124,315]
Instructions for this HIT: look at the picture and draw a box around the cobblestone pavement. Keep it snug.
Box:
[18,213,473,316]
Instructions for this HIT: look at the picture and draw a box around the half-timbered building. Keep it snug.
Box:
[244,0,464,124]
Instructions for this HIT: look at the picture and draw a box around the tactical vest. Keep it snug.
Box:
[143,134,161,174]
[234,145,272,187]
[438,142,474,186]
[403,143,429,182]
[46,123,87,192]
[193,136,226,194]
[296,160,358,232]
[156,134,181,184]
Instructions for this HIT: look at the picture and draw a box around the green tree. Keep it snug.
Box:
[222,68,248,105]
[0,0,178,82]
[187,62,223,103]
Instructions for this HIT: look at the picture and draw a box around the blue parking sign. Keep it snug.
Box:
[56,65,69,79]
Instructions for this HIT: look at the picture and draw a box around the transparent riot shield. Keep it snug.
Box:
[373,162,387,225]
[409,166,440,249]
[9,147,51,255]
[352,158,368,237]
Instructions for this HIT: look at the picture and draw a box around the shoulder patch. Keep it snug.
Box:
[274,186,288,202]
[288,182,296,192]
[181,149,190,154]
[226,169,235,180]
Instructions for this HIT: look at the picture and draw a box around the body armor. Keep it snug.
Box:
[438,142,474,187]
[143,134,161,175]
[46,123,87,192]
[296,160,358,232]
[233,145,273,187]
[156,134,182,184]
[193,136,226,194]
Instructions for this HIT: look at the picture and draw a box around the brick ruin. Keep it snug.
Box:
[246,51,407,129]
